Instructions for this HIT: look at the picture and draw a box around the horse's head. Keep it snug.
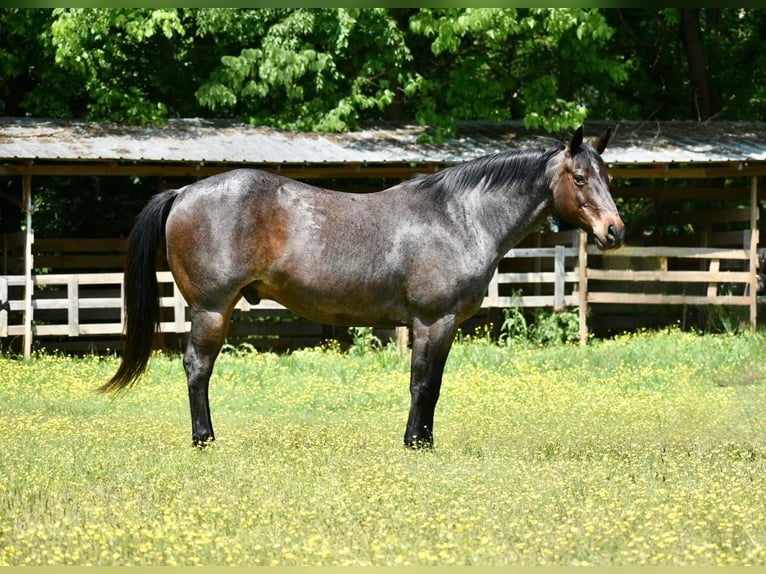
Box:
[552,126,624,250]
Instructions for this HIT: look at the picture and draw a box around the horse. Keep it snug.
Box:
[101,125,624,448]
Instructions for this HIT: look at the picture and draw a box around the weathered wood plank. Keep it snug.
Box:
[591,246,750,260]
[588,292,751,305]
[587,269,751,283]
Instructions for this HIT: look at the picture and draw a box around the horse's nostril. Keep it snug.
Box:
[607,223,617,241]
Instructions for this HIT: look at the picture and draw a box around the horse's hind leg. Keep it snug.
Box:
[184,306,232,446]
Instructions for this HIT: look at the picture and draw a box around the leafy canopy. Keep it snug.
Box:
[1,8,764,135]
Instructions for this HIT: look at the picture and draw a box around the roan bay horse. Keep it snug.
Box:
[102,126,624,448]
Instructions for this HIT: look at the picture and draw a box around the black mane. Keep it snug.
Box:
[413,145,564,195]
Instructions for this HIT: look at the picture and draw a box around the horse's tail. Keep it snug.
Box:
[99,189,179,393]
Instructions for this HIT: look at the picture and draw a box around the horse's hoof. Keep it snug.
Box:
[192,436,215,448]
[404,437,434,450]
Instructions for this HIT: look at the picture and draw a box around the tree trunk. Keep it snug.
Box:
[386,8,417,123]
[679,8,720,120]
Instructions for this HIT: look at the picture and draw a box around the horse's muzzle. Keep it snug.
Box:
[595,217,625,251]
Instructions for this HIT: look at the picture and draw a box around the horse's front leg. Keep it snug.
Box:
[184,308,229,446]
[404,315,458,449]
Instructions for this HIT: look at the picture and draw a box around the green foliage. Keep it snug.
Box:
[0,8,620,131]
[194,8,416,132]
[220,341,257,356]
[0,9,82,118]
[499,290,581,347]
[603,9,766,121]
[699,296,750,335]
[408,8,626,136]
[529,307,581,345]
[28,175,156,238]
[49,9,188,124]
[347,326,383,356]
[1,8,764,131]
[498,291,530,344]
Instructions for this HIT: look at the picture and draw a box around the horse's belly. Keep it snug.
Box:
[252,241,490,327]
[255,270,485,328]
[256,279,409,327]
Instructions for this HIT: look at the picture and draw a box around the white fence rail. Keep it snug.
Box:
[484,244,581,310]
[0,271,286,339]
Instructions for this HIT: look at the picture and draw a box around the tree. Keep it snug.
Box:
[0,9,84,118]
[408,8,628,136]
[679,8,721,120]
[39,8,628,135]
[193,8,418,132]
[49,8,198,123]
[1,8,764,131]
[703,8,766,121]
[605,8,765,121]
[194,8,629,137]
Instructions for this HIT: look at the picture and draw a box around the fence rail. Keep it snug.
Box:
[484,244,581,310]
[0,271,286,339]
[585,245,757,307]
[1,231,763,352]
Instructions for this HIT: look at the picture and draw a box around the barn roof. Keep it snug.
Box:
[1,117,766,179]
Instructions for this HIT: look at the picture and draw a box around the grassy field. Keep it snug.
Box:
[1,328,766,565]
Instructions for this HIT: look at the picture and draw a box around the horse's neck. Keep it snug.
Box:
[455,171,555,262]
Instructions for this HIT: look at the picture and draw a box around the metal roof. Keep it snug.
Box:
[1,116,766,167]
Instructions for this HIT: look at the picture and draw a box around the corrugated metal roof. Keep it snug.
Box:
[1,117,765,166]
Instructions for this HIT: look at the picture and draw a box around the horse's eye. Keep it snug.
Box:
[573,174,587,186]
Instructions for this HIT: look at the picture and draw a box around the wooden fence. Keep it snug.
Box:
[1,230,763,355]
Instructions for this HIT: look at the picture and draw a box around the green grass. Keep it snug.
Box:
[1,328,766,565]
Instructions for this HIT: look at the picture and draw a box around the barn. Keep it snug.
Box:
[1,118,765,356]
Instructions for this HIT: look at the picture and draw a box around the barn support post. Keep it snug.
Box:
[749,176,759,331]
[576,229,589,346]
[22,174,34,359]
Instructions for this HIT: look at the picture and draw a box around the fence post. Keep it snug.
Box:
[706,259,720,298]
[0,276,7,337]
[119,275,126,331]
[577,229,588,346]
[749,176,759,331]
[554,245,565,311]
[173,280,186,332]
[486,270,500,308]
[396,326,409,355]
[67,275,79,337]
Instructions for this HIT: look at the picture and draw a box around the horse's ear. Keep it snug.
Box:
[594,126,612,155]
[569,126,584,155]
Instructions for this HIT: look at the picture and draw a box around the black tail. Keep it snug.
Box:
[100,189,178,393]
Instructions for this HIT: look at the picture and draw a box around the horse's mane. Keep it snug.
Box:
[412,145,564,196]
